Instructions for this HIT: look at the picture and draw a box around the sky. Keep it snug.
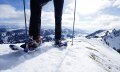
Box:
[0,0,120,31]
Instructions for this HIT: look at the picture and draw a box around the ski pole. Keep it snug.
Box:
[23,0,29,51]
[72,0,77,45]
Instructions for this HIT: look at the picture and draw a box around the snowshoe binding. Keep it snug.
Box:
[54,40,67,47]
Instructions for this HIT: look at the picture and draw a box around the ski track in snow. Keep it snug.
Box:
[0,37,120,72]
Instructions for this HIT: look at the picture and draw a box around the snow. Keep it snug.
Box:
[0,37,120,72]
[103,29,120,50]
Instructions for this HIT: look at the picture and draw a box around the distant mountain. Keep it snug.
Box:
[0,24,89,44]
[85,30,106,39]
[0,25,21,29]
[103,29,120,51]
[0,28,81,44]
[85,28,120,53]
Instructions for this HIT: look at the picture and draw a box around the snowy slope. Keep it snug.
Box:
[103,29,120,50]
[0,37,120,72]
[85,29,120,52]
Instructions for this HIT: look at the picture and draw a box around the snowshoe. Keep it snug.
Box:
[20,42,41,52]
[9,45,21,50]
[9,43,41,53]
[54,39,68,47]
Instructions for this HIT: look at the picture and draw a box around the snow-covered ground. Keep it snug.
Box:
[0,37,120,72]
[103,29,120,50]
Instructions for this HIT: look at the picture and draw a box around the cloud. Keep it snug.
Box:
[113,0,120,8]
[0,4,55,27]
[0,0,120,32]
[41,11,55,26]
[0,4,30,19]
[79,14,120,30]
[65,0,112,15]
[92,14,120,24]
[62,0,120,31]
[0,4,30,26]
[0,4,21,19]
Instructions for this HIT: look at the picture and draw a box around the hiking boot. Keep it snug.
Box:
[54,39,68,47]
[33,36,41,44]
[28,36,41,50]
[54,39,62,46]
[20,36,41,50]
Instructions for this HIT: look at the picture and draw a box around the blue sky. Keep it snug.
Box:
[0,0,30,10]
[0,0,120,31]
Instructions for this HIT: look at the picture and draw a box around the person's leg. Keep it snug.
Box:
[53,0,64,43]
[29,0,42,41]
[25,0,42,49]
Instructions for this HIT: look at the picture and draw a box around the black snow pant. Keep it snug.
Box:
[29,0,64,40]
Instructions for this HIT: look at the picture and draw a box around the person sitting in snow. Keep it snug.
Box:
[21,0,64,49]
